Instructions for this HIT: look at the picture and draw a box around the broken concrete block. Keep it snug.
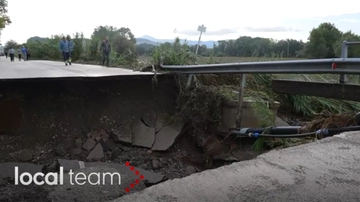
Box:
[75,138,83,148]
[54,147,67,157]
[58,159,83,172]
[15,149,34,162]
[99,139,110,152]
[86,144,104,160]
[99,129,109,138]
[132,120,156,148]
[0,162,43,179]
[142,113,157,128]
[70,147,82,155]
[151,123,183,151]
[111,125,132,144]
[89,131,101,139]
[155,114,168,132]
[82,138,96,151]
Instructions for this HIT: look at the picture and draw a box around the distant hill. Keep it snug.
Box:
[25,35,216,48]
[136,35,217,48]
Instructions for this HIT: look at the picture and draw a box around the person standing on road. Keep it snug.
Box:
[4,49,8,58]
[26,47,31,60]
[66,35,75,65]
[17,48,22,61]
[21,46,27,61]
[59,36,70,66]
[100,36,111,67]
[9,48,15,62]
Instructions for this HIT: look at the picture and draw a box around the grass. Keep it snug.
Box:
[139,55,301,64]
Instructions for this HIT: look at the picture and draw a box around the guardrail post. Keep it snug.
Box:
[339,41,348,84]
[186,74,194,89]
[235,74,246,129]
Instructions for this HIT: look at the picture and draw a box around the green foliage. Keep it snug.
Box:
[304,22,343,58]
[279,94,360,117]
[151,38,197,66]
[176,85,224,125]
[4,39,18,50]
[334,31,360,57]
[0,0,11,29]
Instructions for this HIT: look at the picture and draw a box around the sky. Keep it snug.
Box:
[1,0,360,44]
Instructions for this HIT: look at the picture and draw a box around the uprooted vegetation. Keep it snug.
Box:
[150,38,360,151]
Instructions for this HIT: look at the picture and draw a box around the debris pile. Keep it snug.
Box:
[300,111,358,133]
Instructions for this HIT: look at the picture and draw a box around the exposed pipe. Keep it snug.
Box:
[231,126,360,139]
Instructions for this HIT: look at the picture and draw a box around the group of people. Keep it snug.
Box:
[4,46,31,62]
[4,36,112,66]
[59,36,75,66]
[58,35,111,67]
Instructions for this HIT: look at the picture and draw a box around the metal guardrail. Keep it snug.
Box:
[160,58,360,74]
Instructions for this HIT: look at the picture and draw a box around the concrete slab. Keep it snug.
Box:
[131,120,156,148]
[0,162,44,179]
[111,126,132,144]
[0,59,157,80]
[111,132,360,202]
[151,123,183,151]
[86,143,104,160]
[142,113,157,128]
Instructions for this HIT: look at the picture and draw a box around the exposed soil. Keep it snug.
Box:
[0,75,260,202]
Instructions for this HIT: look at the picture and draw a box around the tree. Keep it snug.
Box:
[90,26,137,63]
[305,22,342,58]
[4,39,18,50]
[0,0,10,41]
[334,31,360,58]
[0,0,11,33]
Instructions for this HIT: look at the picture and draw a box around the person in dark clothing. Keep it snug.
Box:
[59,36,70,65]
[100,36,111,67]
[26,48,31,60]
[17,48,22,61]
[9,48,15,62]
[66,35,75,65]
[4,50,8,58]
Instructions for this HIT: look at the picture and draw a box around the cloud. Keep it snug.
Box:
[339,19,360,23]
[244,26,302,32]
[176,28,240,36]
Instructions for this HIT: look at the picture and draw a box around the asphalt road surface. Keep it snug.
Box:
[112,131,360,202]
[0,58,154,80]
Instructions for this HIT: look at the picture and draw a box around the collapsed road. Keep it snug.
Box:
[0,59,263,201]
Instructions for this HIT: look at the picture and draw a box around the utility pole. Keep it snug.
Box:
[186,24,206,88]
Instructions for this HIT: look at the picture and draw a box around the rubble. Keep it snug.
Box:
[151,123,183,151]
[111,125,132,144]
[142,113,158,128]
[82,138,96,151]
[15,149,34,162]
[86,144,104,160]
[131,120,156,148]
